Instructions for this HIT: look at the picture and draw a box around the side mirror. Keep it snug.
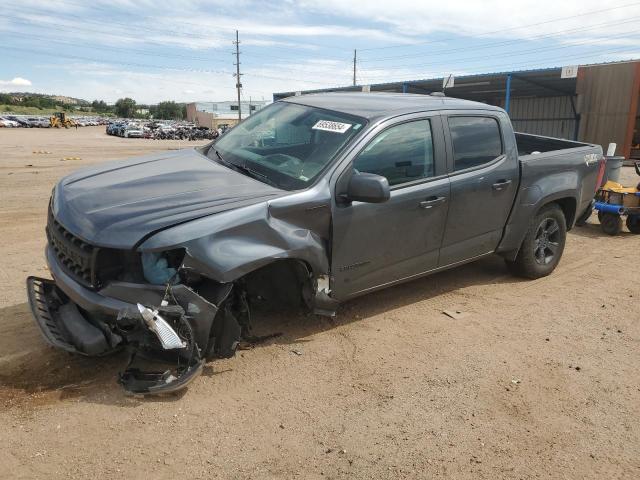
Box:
[346,172,390,203]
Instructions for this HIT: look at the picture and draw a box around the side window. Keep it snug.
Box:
[448,116,502,171]
[353,120,434,186]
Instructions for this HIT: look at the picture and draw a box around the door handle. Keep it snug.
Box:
[419,196,446,209]
[492,179,512,191]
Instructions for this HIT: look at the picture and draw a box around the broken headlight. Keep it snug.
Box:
[140,249,185,285]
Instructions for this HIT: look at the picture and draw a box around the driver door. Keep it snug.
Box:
[331,115,450,299]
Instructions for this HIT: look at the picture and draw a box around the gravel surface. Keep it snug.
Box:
[1,126,639,479]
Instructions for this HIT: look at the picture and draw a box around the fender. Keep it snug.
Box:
[496,169,581,259]
[137,187,333,285]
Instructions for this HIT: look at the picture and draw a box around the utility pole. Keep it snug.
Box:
[353,49,357,86]
[233,30,242,123]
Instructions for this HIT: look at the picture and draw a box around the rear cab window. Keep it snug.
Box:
[448,116,503,171]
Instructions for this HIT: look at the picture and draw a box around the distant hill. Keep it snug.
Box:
[3,92,90,106]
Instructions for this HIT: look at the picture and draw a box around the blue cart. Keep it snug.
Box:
[594,162,640,235]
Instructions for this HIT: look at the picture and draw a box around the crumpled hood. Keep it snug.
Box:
[52,147,285,248]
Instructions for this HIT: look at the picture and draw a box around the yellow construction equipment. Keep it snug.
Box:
[49,112,76,129]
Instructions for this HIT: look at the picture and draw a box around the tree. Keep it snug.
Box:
[114,97,136,118]
[152,101,185,120]
[22,96,41,108]
[91,100,110,113]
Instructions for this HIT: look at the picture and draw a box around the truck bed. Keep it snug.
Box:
[507,132,602,241]
[515,132,591,158]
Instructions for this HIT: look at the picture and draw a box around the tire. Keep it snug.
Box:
[600,212,622,236]
[626,215,640,234]
[506,204,567,279]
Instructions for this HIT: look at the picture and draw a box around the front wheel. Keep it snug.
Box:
[506,204,567,279]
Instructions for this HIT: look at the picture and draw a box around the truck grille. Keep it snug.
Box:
[46,205,97,287]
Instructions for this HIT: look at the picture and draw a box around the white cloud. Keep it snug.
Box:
[0,77,32,87]
[3,0,639,102]
[298,0,638,39]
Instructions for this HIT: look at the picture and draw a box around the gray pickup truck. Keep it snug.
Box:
[27,92,604,394]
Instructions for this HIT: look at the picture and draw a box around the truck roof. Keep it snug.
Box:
[282,92,503,120]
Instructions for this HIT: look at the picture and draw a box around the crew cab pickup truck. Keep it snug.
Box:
[27,92,604,394]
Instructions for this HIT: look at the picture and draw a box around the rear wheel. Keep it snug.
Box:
[626,215,640,234]
[600,212,622,236]
[506,204,567,279]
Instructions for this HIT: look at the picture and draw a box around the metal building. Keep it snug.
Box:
[186,100,267,129]
[274,60,640,161]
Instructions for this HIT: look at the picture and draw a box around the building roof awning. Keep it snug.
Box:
[273,65,591,103]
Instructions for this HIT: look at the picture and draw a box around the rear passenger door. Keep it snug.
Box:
[439,113,519,266]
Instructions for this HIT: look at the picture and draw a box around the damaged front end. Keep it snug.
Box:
[26,243,248,395]
[29,177,335,395]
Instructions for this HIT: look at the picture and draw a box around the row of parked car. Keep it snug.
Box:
[106,120,222,140]
[0,114,109,128]
[0,115,49,128]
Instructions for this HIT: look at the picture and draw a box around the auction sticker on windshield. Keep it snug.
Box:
[312,120,352,134]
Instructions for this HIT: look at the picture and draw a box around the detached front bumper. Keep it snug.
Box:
[25,246,231,394]
[26,276,114,356]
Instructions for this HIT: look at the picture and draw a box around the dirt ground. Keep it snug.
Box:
[0,126,639,479]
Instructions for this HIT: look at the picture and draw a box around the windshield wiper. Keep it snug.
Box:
[235,164,280,188]
[212,148,280,189]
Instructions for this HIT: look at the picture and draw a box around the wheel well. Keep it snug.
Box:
[548,197,577,229]
[240,259,313,311]
[499,196,578,262]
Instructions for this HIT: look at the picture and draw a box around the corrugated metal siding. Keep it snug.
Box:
[507,96,576,139]
[577,62,640,158]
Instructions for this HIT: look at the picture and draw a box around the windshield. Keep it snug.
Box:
[209,102,366,190]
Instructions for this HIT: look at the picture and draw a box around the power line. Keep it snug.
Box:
[358,1,640,51]
[359,30,640,72]
[51,0,640,61]
[48,0,356,55]
[359,17,640,63]
[0,29,220,62]
[244,27,636,83]
[0,43,333,86]
[3,2,638,95]
[242,72,333,85]
[3,1,638,73]
[0,4,353,62]
[242,50,351,63]
[0,45,234,74]
[0,14,230,62]
[0,5,220,48]
[0,49,266,96]
[360,47,640,81]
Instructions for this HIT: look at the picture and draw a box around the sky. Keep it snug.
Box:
[1,0,639,104]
